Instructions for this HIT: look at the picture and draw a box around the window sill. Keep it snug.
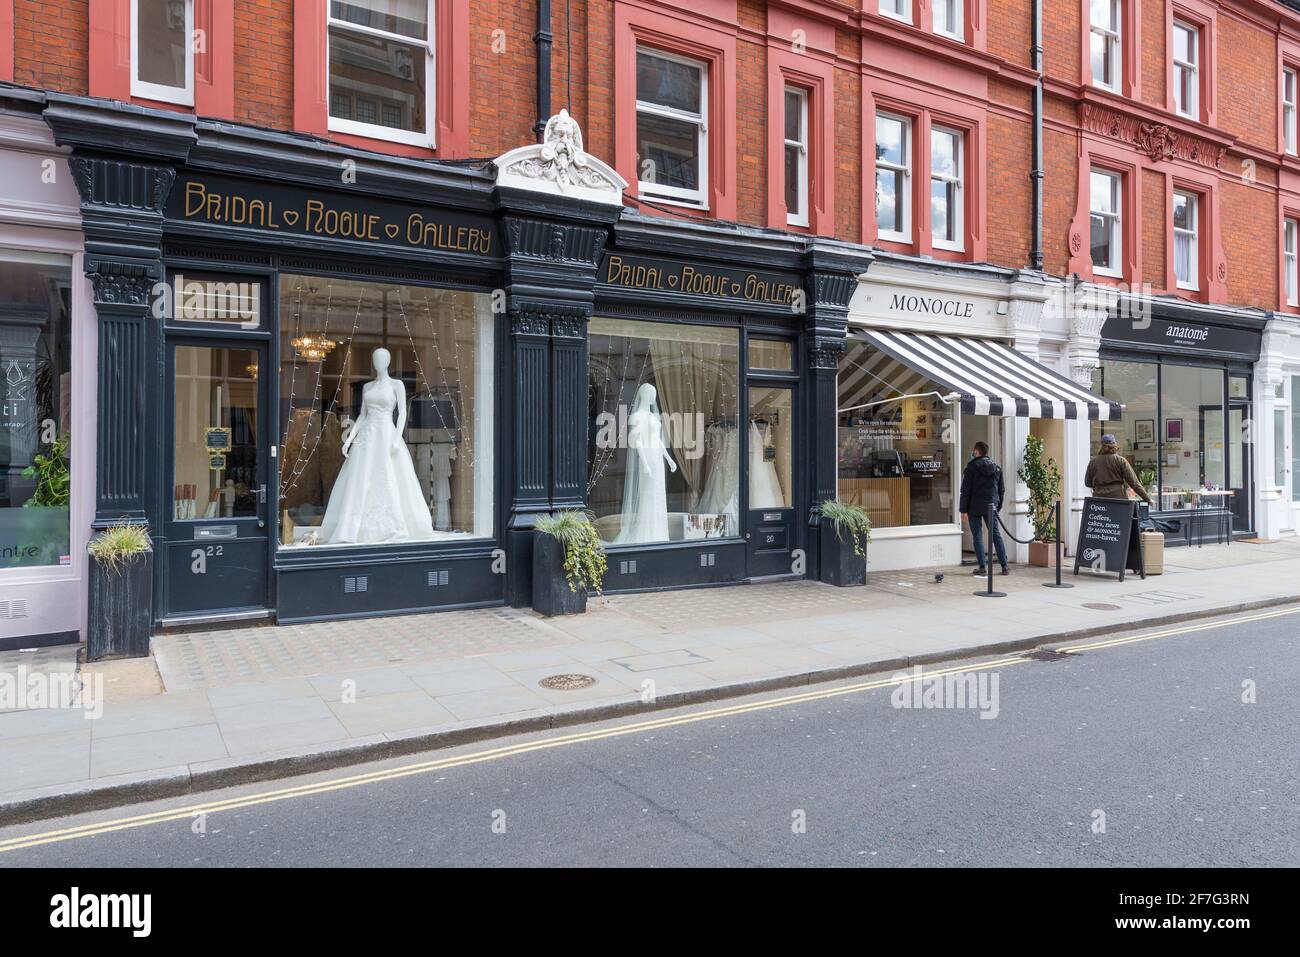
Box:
[131,82,194,108]
[328,117,435,149]
[637,192,709,212]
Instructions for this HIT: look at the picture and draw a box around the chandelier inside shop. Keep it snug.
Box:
[291,334,338,362]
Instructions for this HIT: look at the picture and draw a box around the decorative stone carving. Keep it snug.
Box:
[1079,103,1226,170]
[69,157,176,213]
[495,110,628,206]
[85,259,158,307]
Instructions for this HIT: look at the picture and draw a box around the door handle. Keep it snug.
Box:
[257,484,267,504]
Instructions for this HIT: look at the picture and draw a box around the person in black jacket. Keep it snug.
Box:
[960,440,1009,575]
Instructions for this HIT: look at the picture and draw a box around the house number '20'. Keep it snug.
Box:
[191,545,223,574]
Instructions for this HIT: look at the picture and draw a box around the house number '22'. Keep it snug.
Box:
[191,545,223,574]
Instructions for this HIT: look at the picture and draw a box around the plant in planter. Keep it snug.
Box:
[1017,435,1063,567]
[1136,466,1158,502]
[818,499,871,587]
[532,510,607,616]
[87,520,153,660]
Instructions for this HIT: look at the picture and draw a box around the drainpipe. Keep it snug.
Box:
[1030,0,1045,271]
[534,0,553,140]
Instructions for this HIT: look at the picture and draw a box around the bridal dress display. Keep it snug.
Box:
[748,420,786,509]
[696,423,739,535]
[614,383,677,544]
[317,348,436,545]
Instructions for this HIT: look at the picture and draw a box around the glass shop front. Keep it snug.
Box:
[1091,309,1263,541]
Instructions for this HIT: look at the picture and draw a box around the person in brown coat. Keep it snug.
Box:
[1085,434,1152,503]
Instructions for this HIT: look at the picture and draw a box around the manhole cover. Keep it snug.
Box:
[1023,649,1074,662]
[539,673,598,690]
[1082,602,1122,611]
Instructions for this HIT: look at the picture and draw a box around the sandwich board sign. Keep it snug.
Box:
[1073,497,1145,581]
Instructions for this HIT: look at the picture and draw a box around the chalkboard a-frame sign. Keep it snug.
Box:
[1073,497,1146,581]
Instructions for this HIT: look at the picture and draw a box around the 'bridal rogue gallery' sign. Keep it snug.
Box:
[599,253,804,308]
[166,174,497,258]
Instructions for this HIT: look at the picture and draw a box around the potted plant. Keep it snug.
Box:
[16,435,72,567]
[532,510,607,616]
[818,500,871,587]
[1136,466,1158,503]
[87,520,153,660]
[1017,435,1062,567]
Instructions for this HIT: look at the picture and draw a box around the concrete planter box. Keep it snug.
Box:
[87,542,153,660]
[532,533,587,616]
[819,529,867,587]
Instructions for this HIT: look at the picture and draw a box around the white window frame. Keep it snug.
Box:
[1174,189,1199,291]
[1285,68,1297,155]
[1286,219,1298,307]
[930,125,964,251]
[875,112,912,243]
[784,86,809,227]
[327,0,437,147]
[1090,0,1122,93]
[635,47,709,208]
[1090,168,1122,277]
[130,0,195,107]
[1172,21,1199,120]
[933,0,963,40]
[879,0,912,25]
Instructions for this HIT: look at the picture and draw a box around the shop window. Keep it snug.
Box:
[587,318,741,545]
[749,386,792,509]
[1091,359,1157,489]
[934,0,962,40]
[173,346,259,520]
[1090,168,1122,276]
[930,126,964,251]
[748,338,794,372]
[328,0,435,147]
[1173,190,1199,290]
[876,113,912,242]
[880,0,911,24]
[1285,68,1298,156]
[1172,21,1199,120]
[0,251,73,569]
[1292,376,1300,501]
[635,48,708,208]
[1163,364,1224,495]
[132,0,195,106]
[837,340,954,529]
[1275,406,1287,489]
[1285,218,1298,307]
[1090,0,1122,92]
[783,87,809,228]
[276,276,493,548]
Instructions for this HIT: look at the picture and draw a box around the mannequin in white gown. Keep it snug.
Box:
[614,383,678,544]
[748,420,785,509]
[317,348,435,545]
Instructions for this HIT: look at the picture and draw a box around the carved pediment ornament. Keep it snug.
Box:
[494,110,628,206]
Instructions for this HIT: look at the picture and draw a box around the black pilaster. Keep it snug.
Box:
[48,99,197,528]
[496,189,617,606]
[803,240,873,580]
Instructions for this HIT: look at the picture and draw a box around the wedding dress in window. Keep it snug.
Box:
[614,383,677,544]
[317,348,436,545]
[749,420,785,509]
[696,423,739,535]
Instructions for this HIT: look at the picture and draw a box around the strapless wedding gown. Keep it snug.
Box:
[317,381,435,544]
[749,421,785,509]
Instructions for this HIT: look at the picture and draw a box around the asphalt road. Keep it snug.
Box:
[2,607,1297,867]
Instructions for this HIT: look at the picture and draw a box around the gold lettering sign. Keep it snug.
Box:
[178,180,494,256]
[603,255,799,306]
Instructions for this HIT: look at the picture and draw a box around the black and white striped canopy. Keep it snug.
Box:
[845,329,1121,420]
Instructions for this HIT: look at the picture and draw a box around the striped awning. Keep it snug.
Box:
[847,329,1121,420]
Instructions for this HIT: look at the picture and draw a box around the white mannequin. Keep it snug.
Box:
[614,383,677,544]
[316,347,436,544]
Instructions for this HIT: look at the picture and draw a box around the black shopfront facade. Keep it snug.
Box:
[45,95,869,632]
[1093,299,1265,539]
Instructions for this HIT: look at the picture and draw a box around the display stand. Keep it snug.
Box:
[1073,497,1145,581]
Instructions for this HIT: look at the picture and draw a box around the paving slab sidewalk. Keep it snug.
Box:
[3,539,1299,824]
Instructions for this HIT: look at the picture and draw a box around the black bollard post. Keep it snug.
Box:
[974,500,1007,598]
[1043,499,1073,589]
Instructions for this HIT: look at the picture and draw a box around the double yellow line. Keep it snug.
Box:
[2,603,1295,854]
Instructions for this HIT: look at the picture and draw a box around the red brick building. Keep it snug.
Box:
[1,2,1298,643]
